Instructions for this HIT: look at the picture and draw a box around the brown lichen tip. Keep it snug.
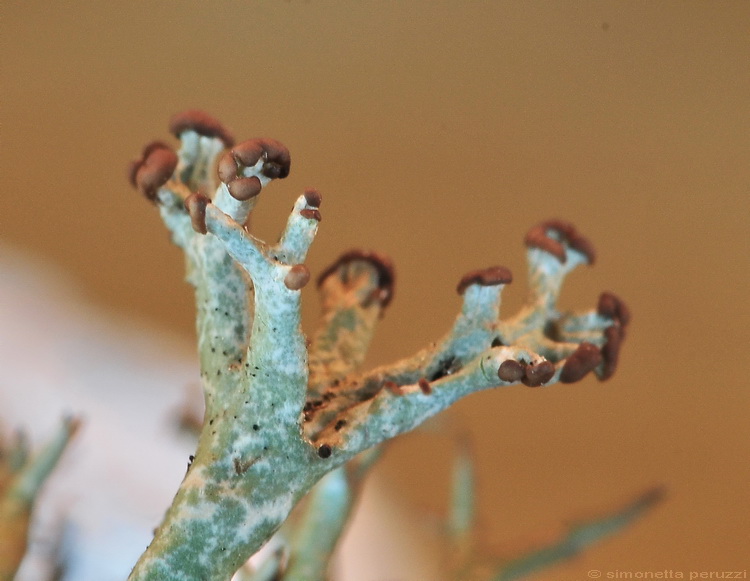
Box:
[524,219,596,265]
[168,109,235,148]
[228,176,262,201]
[300,209,322,222]
[184,192,210,235]
[521,360,555,387]
[497,359,525,383]
[303,188,322,208]
[218,139,291,183]
[559,342,603,383]
[599,325,623,381]
[598,291,631,329]
[456,266,513,295]
[284,264,311,291]
[596,291,629,381]
[129,141,178,201]
[317,250,396,308]
[418,377,432,395]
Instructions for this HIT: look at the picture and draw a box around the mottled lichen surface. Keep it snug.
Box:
[126,110,629,581]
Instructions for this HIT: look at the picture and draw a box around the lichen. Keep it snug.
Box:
[125,110,634,581]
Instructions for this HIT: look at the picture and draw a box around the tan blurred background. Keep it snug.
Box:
[2,1,748,579]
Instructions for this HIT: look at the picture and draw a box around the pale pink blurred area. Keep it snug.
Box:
[2,2,748,579]
[0,246,199,579]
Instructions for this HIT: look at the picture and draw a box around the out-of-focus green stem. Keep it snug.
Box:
[0,417,80,580]
[492,486,665,581]
[285,449,381,581]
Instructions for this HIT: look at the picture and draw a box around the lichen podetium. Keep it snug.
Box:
[126,110,629,581]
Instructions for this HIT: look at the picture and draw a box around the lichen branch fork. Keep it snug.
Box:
[126,110,630,581]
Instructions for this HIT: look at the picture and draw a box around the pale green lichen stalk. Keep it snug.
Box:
[126,110,631,581]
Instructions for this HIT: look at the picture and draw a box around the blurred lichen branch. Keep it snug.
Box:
[442,441,664,581]
[0,417,80,580]
[489,485,664,581]
[126,110,630,581]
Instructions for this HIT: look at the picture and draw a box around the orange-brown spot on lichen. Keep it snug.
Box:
[284,264,311,290]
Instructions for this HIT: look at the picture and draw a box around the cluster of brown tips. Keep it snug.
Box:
[447,223,628,387]
[525,219,597,264]
[317,250,396,309]
[127,111,630,448]
[498,359,556,387]
[218,138,291,201]
[551,288,630,385]
[129,109,237,203]
[128,141,178,202]
[559,342,603,383]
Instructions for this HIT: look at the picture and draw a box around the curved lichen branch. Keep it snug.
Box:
[127,111,631,581]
